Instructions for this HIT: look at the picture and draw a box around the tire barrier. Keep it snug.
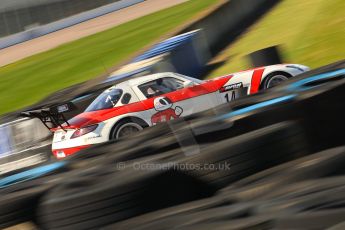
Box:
[0,60,344,229]
[248,46,283,67]
[105,147,345,230]
[103,195,231,230]
[0,162,69,229]
[37,167,214,230]
[0,183,53,229]
[219,146,345,201]
[175,122,308,189]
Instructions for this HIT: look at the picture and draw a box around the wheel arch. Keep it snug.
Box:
[260,71,293,90]
[108,116,149,140]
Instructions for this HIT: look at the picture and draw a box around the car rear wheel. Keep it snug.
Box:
[262,72,291,89]
[110,120,145,140]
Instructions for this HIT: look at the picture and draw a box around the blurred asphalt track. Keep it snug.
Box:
[0,0,187,68]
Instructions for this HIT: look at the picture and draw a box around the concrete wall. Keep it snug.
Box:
[0,0,65,12]
[0,118,51,175]
[0,0,144,48]
[0,0,122,37]
[0,118,51,157]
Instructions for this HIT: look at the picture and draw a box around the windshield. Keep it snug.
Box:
[85,88,123,112]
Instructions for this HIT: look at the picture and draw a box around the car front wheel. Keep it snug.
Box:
[262,72,291,89]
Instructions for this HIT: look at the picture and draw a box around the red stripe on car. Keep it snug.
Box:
[63,77,231,128]
[250,68,265,94]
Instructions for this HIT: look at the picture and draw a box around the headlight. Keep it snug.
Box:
[71,124,98,139]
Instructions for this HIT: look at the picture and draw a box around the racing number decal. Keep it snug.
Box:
[220,82,243,103]
[224,91,236,103]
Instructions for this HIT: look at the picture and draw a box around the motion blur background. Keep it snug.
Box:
[0,0,343,116]
[0,0,121,37]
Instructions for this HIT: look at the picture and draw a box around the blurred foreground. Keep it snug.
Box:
[0,60,344,229]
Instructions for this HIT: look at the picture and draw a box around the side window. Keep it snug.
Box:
[121,93,132,104]
[138,77,184,98]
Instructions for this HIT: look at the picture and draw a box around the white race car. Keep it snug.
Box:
[35,64,309,158]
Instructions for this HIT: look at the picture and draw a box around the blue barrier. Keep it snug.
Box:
[286,69,345,92]
[105,30,209,82]
[131,30,207,77]
[0,161,66,188]
[217,95,296,120]
[132,31,200,63]
[104,66,152,84]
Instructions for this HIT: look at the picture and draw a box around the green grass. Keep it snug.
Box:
[208,0,345,78]
[0,0,218,115]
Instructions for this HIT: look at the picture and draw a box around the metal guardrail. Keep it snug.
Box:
[0,118,51,158]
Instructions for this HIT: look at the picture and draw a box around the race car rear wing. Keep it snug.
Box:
[21,102,76,131]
